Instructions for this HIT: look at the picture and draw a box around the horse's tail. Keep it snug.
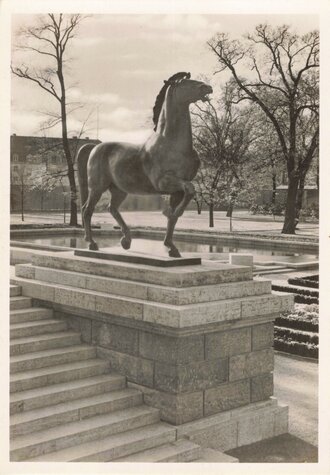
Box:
[76,144,95,209]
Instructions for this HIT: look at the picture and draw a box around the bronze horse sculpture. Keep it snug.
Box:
[77,72,212,257]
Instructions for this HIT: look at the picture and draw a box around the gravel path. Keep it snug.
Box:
[274,352,318,446]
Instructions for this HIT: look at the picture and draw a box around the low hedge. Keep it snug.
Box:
[275,315,318,332]
[274,326,318,345]
[274,338,318,359]
[294,295,319,305]
[288,275,319,289]
[272,284,319,304]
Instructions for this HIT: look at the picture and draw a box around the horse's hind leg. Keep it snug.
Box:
[82,188,103,250]
[108,186,131,250]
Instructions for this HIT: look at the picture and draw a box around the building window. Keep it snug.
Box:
[13,154,19,162]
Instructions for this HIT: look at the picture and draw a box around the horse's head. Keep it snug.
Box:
[168,77,213,105]
[153,73,213,131]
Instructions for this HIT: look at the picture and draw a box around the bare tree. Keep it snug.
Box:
[11,14,88,226]
[30,165,69,223]
[192,85,257,228]
[208,24,319,234]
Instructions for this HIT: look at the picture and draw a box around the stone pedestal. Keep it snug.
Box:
[13,249,293,450]
[229,253,253,267]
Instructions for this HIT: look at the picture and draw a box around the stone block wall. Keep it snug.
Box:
[58,311,275,424]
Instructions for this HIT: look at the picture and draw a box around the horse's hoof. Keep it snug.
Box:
[168,248,181,258]
[121,236,131,250]
[89,242,99,251]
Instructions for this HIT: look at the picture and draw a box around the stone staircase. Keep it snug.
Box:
[10,284,233,463]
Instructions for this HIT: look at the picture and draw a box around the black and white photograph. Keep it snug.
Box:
[1,0,329,473]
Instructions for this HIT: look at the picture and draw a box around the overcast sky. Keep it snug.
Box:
[11,14,318,143]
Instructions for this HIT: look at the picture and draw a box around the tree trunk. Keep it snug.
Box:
[21,185,24,221]
[196,201,202,215]
[209,202,214,227]
[281,174,299,234]
[67,162,78,226]
[58,66,78,227]
[226,202,234,218]
[295,172,307,222]
[271,173,277,205]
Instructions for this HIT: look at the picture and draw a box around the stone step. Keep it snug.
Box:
[10,296,32,311]
[10,285,22,297]
[30,251,253,287]
[10,331,81,356]
[26,422,176,462]
[10,344,96,374]
[10,405,160,461]
[10,388,143,437]
[10,372,125,414]
[194,448,239,463]
[114,439,201,462]
[10,358,112,393]
[12,275,293,329]
[15,263,272,305]
[10,307,53,324]
[10,319,68,339]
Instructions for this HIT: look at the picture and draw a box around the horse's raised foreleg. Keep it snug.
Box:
[82,189,103,250]
[163,191,184,258]
[157,174,195,257]
[108,186,131,250]
[172,182,195,218]
[160,176,195,219]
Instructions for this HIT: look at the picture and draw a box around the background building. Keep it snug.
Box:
[10,134,164,214]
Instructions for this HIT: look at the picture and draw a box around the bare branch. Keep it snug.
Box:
[11,65,61,102]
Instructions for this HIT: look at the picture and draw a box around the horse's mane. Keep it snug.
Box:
[152,72,191,131]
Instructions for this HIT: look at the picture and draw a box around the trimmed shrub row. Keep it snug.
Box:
[274,326,318,345]
[294,295,319,305]
[288,275,319,289]
[272,284,319,304]
[274,338,318,359]
[275,315,318,333]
